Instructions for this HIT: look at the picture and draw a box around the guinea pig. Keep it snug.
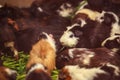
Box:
[58,64,120,80]
[26,63,52,80]
[56,47,120,69]
[0,66,17,80]
[60,11,120,48]
[26,32,56,75]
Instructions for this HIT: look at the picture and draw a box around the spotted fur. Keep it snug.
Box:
[56,47,120,69]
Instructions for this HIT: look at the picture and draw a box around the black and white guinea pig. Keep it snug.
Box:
[60,11,120,48]
[56,47,120,69]
[58,63,120,80]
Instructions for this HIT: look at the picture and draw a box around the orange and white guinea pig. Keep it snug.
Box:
[26,32,56,75]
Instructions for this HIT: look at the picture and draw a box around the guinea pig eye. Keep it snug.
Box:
[100,17,104,20]
[70,34,74,38]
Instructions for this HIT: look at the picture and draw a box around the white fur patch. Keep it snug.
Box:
[68,48,95,65]
[106,63,120,76]
[60,31,79,47]
[38,7,43,12]
[27,63,45,76]
[42,32,56,52]
[80,19,87,27]
[4,41,14,47]
[68,48,75,58]
[66,24,80,31]
[5,68,17,76]
[76,18,87,27]
[111,48,120,52]
[65,65,106,80]
[76,8,100,21]
[96,11,105,23]
[78,48,95,65]
[111,21,120,36]
[78,1,88,10]
[101,35,120,46]
[60,24,80,47]
[4,41,18,57]
[108,12,120,36]
[82,53,94,65]
[57,3,73,17]
[107,12,119,23]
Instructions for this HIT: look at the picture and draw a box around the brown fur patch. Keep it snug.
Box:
[0,67,8,80]
[26,38,56,74]
[59,68,71,80]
